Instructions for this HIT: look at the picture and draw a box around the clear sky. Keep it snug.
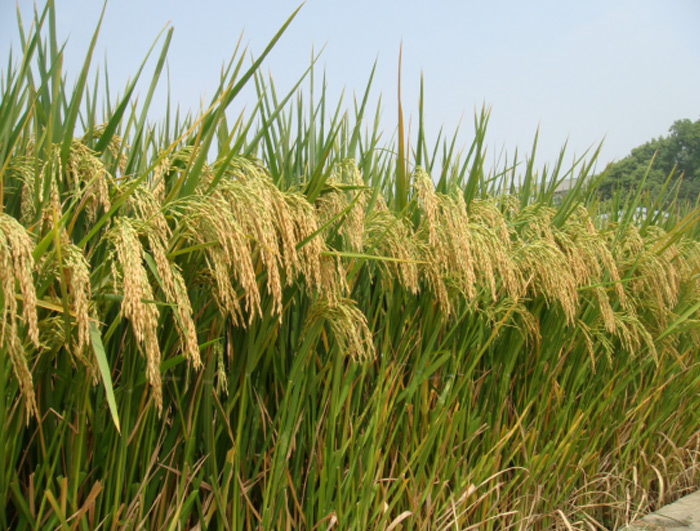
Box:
[2,0,699,173]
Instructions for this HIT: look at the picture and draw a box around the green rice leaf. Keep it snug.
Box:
[89,321,121,434]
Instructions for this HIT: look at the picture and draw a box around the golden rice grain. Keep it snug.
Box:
[108,217,164,413]
[62,241,93,360]
[0,213,39,420]
[364,198,420,295]
[305,298,374,361]
[183,196,260,324]
[285,192,323,292]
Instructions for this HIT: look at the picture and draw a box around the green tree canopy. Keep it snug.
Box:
[598,117,700,204]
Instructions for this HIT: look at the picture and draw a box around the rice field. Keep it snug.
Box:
[2,3,700,530]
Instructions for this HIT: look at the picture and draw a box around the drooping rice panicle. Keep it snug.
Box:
[0,213,39,420]
[108,216,164,413]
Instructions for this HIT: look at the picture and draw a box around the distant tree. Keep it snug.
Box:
[598,117,700,204]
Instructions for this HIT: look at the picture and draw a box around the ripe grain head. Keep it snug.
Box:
[108,216,164,413]
[0,213,39,420]
[365,196,420,295]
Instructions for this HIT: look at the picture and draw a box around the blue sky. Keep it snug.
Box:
[2,0,699,173]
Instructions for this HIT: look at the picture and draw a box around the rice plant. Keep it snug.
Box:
[2,2,700,530]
